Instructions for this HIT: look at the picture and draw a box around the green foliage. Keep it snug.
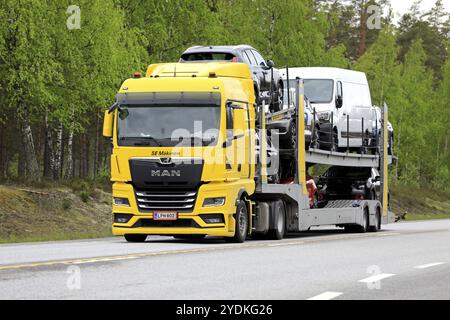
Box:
[0,0,447,192]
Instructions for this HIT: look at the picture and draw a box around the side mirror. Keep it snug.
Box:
[103,110,114,138]
[336,95,343,109]
[374,176,381,182]
[266,60,275,69]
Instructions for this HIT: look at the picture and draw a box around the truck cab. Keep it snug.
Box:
[103,63,257,242]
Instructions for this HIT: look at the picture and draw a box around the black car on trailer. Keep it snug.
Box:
[180,45,284,112]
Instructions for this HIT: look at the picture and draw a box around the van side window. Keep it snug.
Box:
[337,81,343,98]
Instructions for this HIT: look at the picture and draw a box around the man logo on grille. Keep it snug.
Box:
[151,170,181,177]
[160,158,173,165]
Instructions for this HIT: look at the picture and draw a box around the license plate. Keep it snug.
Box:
[153,212,178,221]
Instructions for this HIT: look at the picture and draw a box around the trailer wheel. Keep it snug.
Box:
[358,207,370,233]
[268,200,286,240]
[226,201,248,243]
[124,234,147,243]
[370,208,381,232]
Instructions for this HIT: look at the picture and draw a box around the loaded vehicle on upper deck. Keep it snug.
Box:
[180,45,284,113]
[280,67,376,153]
[370,106,394,155]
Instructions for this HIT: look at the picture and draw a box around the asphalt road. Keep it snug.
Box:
[0,219,450,300]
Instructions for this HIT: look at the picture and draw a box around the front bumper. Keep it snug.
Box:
[111,180,253,237]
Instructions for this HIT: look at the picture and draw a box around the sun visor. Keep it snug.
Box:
[116,92,221,105]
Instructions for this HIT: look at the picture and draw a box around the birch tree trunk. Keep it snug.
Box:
[64,128,74,179]
[21,116,40,182]
[43,114,54,179]
[94,110,100,177]
[53,122,63,179]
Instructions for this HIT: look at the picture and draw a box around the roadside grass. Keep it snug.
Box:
[390,184,450,221]
[0,231,113,244]
[0,184,112,244]
[403,213,450,221]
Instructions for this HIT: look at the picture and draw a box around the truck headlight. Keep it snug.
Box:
[203,197,225,207]
[113,197,130,207]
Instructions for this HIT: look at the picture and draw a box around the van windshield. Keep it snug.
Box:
[283,79,334,104]
[303,79,334,103]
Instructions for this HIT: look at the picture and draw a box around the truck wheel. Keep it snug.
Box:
[124,234,147,243]
[370,209,381,232]
[358,208,370,233]
[227,201,248,243]
[268,200,286,240]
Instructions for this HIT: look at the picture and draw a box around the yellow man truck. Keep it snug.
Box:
[103,62,393,243]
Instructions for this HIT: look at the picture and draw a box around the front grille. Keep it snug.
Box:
[132,219,200,228]
[135,189,198,212]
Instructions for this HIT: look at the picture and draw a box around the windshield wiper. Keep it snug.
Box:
[174,136,217,146]
[120,136,162,147]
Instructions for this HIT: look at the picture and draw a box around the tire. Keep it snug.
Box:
[369,209,381,232]
[270,83,283,113]
[226,200,248,243]
[318,123,337,151]
[173,235,206,240]
[267,200,286,240]
[344,207,369,233]
[310,126,320,150]
[124,234,147,243]
[358,208,370,233]
[331,131,338,152]
[254,84,261,107]
[281,121,296,149]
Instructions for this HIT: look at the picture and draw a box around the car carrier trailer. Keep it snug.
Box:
[103,63,394,243]
[253,78,394,237]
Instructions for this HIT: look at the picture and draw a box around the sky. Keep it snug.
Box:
[390,0,450,23]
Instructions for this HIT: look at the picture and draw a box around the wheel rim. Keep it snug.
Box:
[278,87,283,105]
[375,213,379,230]
[291,125,296,149]
[238,206,247,236]
[277,207,284,233]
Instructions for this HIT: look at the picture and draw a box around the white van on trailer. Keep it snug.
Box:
[281,67,374,152]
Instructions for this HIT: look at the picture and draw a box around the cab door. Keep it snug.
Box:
[224,101,251,180]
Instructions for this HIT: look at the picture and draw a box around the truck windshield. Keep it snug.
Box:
[283,79,334,104]
[117,104,221,147]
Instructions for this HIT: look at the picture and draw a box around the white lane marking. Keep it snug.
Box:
[268,241,305,247]
[358,273,395,283]
[72,256,139,264]
[414,262,445,269]
[307,291,343,300]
